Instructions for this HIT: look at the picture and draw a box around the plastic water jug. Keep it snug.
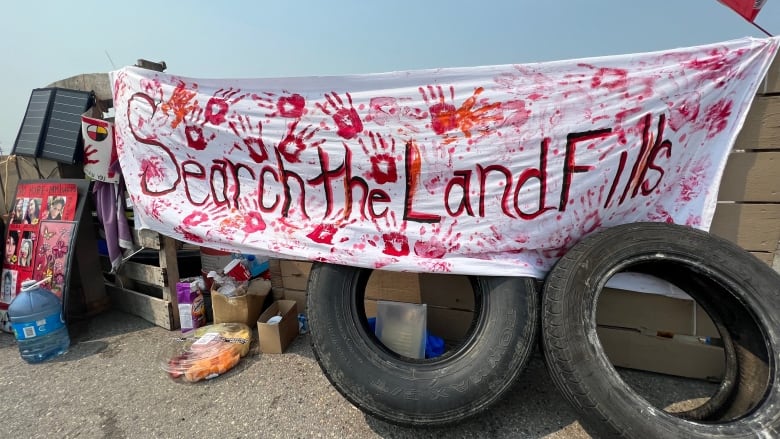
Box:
[8,279,70,363]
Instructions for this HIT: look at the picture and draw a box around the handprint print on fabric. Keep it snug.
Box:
[359,132,399,184]
[204,87,247,125]
[161,81,198,129]
[228,115,269,163]
[278,120,326,163]
[419,85,503,144]
[368,211,410,257]
[413,220,461,259]
[316,91,364,139]
[252,91,307,118]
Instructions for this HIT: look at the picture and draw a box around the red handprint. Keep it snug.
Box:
[183,107,216,151]
[161,81,198,129]
[278,120,326,163]
[173,224,205,244]
[419,86,503,143]
[205,87,248,126]
[456,87,503,139]
[366,97,400,126]
[316,91,363,139]
[182,211,209,227]
[228,114,269,163]
[243,211,267,235]
[369,211,410,257]
[83,144,100,165]
[306,214,357,245]
[359,132,399,184]
[413,220,461,259]
[252,91,307,118]
[419,85,457,135]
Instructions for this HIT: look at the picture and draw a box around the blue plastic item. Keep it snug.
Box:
[367,317,445,359]
[241,255,270,278]
[8,279,70,364]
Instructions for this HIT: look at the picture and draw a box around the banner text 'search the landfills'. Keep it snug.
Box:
[111,37,780,277]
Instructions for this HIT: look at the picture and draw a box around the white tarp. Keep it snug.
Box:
[111,37,779,277]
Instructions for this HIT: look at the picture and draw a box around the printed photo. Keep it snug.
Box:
[5,230,19,265]
[24,198,41,225]
[44,196,66,221]
[1,269,18,305]
[18,239,34,268]
[10,198,26,224]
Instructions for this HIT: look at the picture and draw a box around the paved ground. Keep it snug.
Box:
[0,310,716,438]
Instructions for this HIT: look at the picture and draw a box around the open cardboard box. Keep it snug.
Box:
[211,278,271,326]
[257,300,299,354]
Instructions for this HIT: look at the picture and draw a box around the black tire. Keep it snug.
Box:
[541,222,780,438]
[307,262,539,426]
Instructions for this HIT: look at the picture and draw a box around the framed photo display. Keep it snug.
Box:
[1,179,90,332]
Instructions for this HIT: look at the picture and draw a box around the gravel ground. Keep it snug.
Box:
[0,310,717,438]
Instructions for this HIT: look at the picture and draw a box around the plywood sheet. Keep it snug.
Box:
[764,55,780,94]
[719,152,780,202]
[711,203,780,251]
[734,96,780,150]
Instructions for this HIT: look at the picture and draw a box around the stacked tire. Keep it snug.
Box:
[306,222,780,436]
[306,264,539,426]
[541,223,780,438]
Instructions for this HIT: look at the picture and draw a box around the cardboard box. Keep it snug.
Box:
[419,273,474,310]
[597,287,719,338]
[211,279,271,326]
[279,260,312,291]
[365,271,421,303]
[595,286,724,380]
[597,326,725,381]
[257,300,299,354]
[426,306,473,342]
[277,261,422,303]
[283,288,307,314]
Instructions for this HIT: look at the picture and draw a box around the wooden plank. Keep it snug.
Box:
[764,55,780,94]
[106,284,175,330]
[710,203,780,251]
[734,96,780,150]
[774,239,780,274]
[718,152,780,202]
[132,229,161,249]
[117,261,166,286]
[158,235,181,329]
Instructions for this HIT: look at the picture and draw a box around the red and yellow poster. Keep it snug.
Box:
[1,182,78,331]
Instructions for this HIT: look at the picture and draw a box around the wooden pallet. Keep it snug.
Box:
[101,229,182,330]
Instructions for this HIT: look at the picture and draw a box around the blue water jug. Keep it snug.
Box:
[8,279,70,363]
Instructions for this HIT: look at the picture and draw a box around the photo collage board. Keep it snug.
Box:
[2,182,79,310]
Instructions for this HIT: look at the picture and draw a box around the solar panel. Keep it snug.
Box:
[40,89,94,164]
[11,89,55,157]
[12,87,94,164]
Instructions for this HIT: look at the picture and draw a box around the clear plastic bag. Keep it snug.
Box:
[159,323,252,382]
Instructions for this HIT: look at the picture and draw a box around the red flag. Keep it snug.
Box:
[719,0,768,22]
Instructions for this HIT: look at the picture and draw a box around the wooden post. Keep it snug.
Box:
[159,235,181,329]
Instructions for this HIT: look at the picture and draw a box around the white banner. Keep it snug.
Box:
[111,37,779,277]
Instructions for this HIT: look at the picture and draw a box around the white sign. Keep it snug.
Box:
[111,37,779,277]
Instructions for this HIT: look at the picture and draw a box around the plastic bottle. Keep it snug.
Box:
[8,279,70,363]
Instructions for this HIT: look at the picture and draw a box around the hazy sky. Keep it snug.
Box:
[1,0,778,154]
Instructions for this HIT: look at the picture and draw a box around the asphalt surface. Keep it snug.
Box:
[0,309,717,438]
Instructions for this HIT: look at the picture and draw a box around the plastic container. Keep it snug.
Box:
[160,323,251,383]
[375,301,427,359]
[8,279,70,364]
[243,255,270,278]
